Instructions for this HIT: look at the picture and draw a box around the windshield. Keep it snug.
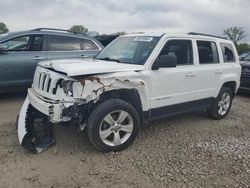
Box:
[244,54,250,61]
[96,36,160,65]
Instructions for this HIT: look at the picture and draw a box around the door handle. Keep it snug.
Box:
[80,54,86,57]
[185,72,196,77]
[215,70,222,74]
[33,56,45,60]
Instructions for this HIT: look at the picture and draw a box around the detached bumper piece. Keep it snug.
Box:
[17,97,55,153]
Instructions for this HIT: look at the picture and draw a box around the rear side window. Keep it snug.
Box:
[48,35,81,51]
[220,43,236,62]
[80,39,99,50]
[159,40,193,65]
[197,41,219,64]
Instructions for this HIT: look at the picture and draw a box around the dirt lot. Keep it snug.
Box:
[0,92,249,188]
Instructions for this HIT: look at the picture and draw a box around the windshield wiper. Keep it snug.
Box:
[96,57,120,63]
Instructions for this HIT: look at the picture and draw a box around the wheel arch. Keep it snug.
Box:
[85,88,149,125]
[216,71,239,98]
[221,81,237,97]
[98,89,143,116]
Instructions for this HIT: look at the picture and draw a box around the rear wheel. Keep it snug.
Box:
[87,99,140,152]
[208,87,233,119]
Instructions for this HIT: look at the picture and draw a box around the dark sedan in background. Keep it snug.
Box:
[0,28,103,92]
[240,52,250,92]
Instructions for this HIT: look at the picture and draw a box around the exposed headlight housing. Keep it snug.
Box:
[61,80,74,97]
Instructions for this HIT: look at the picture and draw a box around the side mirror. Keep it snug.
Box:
[0,44,8,54]
[152,55,177,70]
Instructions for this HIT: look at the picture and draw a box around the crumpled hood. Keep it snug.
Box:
[39,58,144,76]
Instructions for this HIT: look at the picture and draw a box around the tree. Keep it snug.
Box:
[0,22,9,34]
[114,31,126,36]
[69,25,88,33]
[237,43,250,55]
[223,27,246,46]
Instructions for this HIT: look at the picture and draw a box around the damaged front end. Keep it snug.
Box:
[17,64,148,153]
[17,97,55,153]
[16,86,87,153]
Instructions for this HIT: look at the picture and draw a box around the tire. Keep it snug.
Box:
[87,99,140,152]
[208,87,233,120]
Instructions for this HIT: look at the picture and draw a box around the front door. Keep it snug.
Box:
[0,34,46,88]
[149,39,198,118]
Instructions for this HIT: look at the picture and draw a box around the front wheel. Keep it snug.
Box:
[87,99,140,152]
[208,87,233,119]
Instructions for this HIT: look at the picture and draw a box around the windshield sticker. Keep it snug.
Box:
[134,37,153,42]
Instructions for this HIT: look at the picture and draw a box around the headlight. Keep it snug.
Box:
[61,80,74,97]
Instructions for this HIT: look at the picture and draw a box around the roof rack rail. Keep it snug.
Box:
[188,32,227,40]
[31,28,85,35]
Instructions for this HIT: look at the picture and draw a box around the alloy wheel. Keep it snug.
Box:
[218,92,231,116]
[99,110,134,147]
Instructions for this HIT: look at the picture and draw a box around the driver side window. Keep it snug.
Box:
[3,36,30,51]
[159,40,193,65]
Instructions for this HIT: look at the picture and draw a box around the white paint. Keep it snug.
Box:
[39,58,144,76]
[21,34,241,125]
[17,97,29,144]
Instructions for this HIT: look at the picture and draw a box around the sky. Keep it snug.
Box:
[0,0,249,42]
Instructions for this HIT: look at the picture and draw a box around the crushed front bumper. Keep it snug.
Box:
[17,88,74,153]
[27,88,66,123]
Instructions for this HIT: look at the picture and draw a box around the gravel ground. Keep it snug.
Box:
[0,92,249,187]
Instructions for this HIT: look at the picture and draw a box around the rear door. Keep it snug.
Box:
[0,34,46,88]
[195,40,222,99]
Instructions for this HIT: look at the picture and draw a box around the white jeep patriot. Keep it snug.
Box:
[17,32,241,153]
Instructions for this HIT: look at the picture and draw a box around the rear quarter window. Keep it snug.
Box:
[220,43,236,63]
[80,39,99,50]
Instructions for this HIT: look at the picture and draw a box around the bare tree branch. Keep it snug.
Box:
[223,27,246,45]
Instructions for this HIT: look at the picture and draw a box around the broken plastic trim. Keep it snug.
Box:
[17,97,55,153]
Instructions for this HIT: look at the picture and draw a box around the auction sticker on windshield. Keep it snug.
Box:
[134,36,153,42]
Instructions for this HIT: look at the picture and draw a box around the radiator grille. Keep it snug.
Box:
[33,66,63,99]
